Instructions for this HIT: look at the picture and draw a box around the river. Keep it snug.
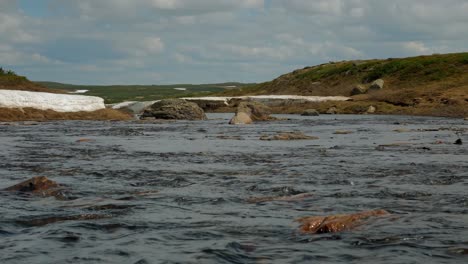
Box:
[1,114,467,263]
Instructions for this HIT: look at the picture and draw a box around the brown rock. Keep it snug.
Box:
[76,138,94,143]
[141,99,207,120]
[229,101,273,125]
[326,107,337,115]
[4,176,66,199]
[260,132,319,141]
[296,209,389,234]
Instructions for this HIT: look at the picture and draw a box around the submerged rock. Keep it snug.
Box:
[141,99,207,120]
[301,109,320,116]
[296,209,389,234]
[333,130,353,135]
[260,132,319,141]
[229,101,274,125]
[454,139,463,145]
[3,176,67,199]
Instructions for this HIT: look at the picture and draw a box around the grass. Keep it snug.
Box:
[38,82,253,104]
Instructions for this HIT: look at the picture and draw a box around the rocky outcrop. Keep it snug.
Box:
[297,209,389,234]
[260,132,319,141]
[368,79,385,92]
[229,101,273,125]
[3,176,67,199]
[350,84,367,96]
[301,109,320,116]
[141,99,207,120]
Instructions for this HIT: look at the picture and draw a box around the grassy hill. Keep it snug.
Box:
[0,68,64,93]
[38,82,254,104]
[220,52,468,117]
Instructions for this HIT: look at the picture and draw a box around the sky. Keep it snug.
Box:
[1,0,467,85]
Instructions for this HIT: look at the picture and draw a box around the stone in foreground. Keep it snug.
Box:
[229,101,273,125]
[296,209,389,234]
[4,176,66,199]
[141,99,207,120]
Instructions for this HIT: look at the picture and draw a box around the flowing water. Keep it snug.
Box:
[1,114,467,264]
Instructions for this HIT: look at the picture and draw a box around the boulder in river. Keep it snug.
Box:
[368,79,385,92]
[296,209,389,234]
[3,176,66,199]
[301,109,320,116]
[229,101,274,125]
[141,99,207,120]
[367,105,376,114]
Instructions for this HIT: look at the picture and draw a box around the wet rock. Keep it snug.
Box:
[141,99,207,120]
[368,79,384,92]
[301,109,320,116]
[247,193,313,203]
[447,248,468,255]
[229,101,274,125]
[350,84,367,96]
[3,176,67,199]
[260,132,319,141]
[326,107,337,115]
[296,209,389,234]
[366,105,376,114]
[454,139,463,145]
[76,138,94,143]
[333,130,353,135]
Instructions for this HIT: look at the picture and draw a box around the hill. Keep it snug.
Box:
[38,82,254,104]
[0,68,65,93]
[220,53,468,117]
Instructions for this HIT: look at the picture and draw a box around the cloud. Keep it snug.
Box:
[3,0,468,84]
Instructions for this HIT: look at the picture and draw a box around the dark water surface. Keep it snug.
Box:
[1,114,467,264]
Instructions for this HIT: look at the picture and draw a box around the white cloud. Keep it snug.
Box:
[402,41,431,55]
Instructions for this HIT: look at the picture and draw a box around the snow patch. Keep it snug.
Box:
[0,90,105,112]
[70,90,89,94]
[174,88,187,91]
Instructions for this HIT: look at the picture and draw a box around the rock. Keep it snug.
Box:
[229,112,252,125]
[260,132,319,141]
[454,139,463,145]
[296,209,389,234]
[229,101,273,125]
[301,109,320,116]
[3,176,66,199]
[76,138,94,143]
[368,79,384,92]
[350,84,367,96]
[464,117,468,121]
[333,130,353,135]
[326,107,337,115]
[141,99,207,120]
[367,105,376,114]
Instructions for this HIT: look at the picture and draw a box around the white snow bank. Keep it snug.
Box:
[70,90,89,94]
[174,88,187,91]
[182,95,351,104]
[0,90,105,112]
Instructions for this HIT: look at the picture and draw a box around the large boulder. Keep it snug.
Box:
[368,79,385,92]
[229,101,273,125]
[141,99,207,120]
[350,84,368,96]
[296,209,389,234]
